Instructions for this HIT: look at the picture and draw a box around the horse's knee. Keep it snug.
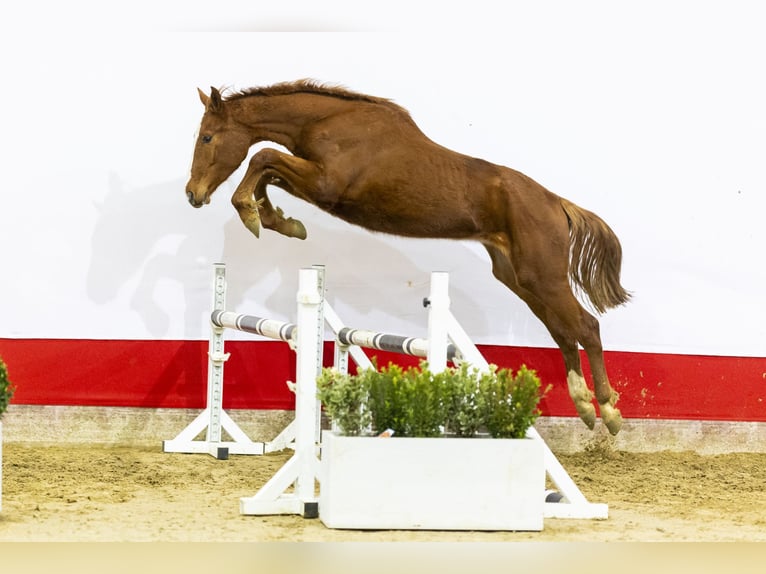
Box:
[232,193,258,215]
[231,194,251,212]
[248,147,281,170]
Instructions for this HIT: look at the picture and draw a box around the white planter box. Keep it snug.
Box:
[319,431,545,531]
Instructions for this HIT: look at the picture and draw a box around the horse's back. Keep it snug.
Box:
[298,97,566,241]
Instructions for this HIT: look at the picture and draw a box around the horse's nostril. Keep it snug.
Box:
[186,190,194,203]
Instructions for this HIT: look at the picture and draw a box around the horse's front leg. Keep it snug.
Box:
[254,178,308,239]
[232,175,308,239]
[231,148,325,239]
[231,162,266,238]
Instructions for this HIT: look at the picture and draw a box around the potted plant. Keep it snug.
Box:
[0,356,15,513]
[316,361,549,531]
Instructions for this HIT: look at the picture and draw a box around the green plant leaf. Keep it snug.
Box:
[0,356,15,419]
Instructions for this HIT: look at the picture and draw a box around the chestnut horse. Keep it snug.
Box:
[186,80,630,435]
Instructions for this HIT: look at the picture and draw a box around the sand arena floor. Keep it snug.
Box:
[1,441,765,542]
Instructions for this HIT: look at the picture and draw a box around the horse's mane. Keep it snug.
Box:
[224,79,412,117]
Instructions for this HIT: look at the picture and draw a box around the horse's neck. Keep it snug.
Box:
[233,94,344,151]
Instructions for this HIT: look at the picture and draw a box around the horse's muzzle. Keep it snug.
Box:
[186,189,207,208]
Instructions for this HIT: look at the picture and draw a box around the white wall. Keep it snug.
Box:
[1,2,763,357]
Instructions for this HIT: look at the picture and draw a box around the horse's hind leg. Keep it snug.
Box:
[484,244,597,429]
[534,287,622,434]
[564,303,622,435]
[484,241,623,435]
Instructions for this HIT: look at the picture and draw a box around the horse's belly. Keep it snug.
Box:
[330,201,476,240]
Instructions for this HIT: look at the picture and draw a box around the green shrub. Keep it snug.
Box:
[317,360,546,439]
[440,363,484,437]
[479,365,547,438]
[366,363,444,437]
[0,356,14,419]
[316,368,372,436]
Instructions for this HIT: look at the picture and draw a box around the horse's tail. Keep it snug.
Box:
[560,197,631,314]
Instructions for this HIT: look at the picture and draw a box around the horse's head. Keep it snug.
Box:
[186,87,252,208]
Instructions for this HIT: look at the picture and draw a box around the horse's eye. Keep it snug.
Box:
[201,134,212,144]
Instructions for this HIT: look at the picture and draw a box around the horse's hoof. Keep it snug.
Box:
[245,218,261,238]
[287,218,307,240]
[575,402,597,430]
[600,402,623,435]
[567,371,595,429]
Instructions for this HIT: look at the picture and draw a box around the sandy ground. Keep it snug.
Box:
[2,442,765,542]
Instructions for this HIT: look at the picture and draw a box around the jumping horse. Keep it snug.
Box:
[186,80,631,435]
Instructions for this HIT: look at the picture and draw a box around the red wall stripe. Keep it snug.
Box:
[1,338,764,422]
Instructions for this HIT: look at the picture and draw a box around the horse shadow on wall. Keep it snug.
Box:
[86,174,521,342]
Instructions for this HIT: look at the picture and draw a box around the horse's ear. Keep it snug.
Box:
[208,86,224,113]
[197,87,224,114]
[197,87,209,107]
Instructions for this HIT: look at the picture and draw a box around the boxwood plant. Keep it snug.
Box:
[317,360,548,438]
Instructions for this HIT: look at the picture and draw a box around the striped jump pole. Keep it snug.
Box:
[211,311,297,345]
[335,328,458,362]
[329,271,457,375]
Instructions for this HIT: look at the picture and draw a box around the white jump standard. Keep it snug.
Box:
[239,267,324,517]
[163,264,307,460]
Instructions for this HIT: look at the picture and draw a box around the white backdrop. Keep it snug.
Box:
[1,2,764,357]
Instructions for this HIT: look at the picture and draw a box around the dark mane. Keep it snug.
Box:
[224,79,412,117]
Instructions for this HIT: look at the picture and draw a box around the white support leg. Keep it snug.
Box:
[205,263,228,447]
[311,265,327,447]
[240,267,323,518]
[263,420,296,453]
[527,427,608,519]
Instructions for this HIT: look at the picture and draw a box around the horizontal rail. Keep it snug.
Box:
[211,312,460,360]
[337,327,458,361]
[211,310,296,342]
